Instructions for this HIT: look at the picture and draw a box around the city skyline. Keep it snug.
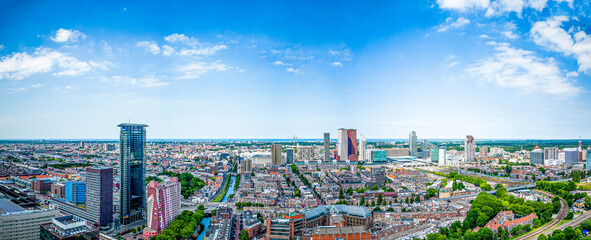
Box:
[1,1,591,139]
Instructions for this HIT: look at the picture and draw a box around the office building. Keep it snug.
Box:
[565,148,580,165]
[409,131,417,157]
[347,129,358,162]
[40,215,98,240]
[104,144,116,152]
[358,134,367,162]
[241,158,252,173]
[544,147,559,160]
[323,133,330,161]
[50,183,65,198]
[144,177,181,237]
[286,148,294,164]
[266,218,296,240]
[365,150,387,164]
[464,135,476,162]
[32,179,52,194]
[430,148,439,163]
[530,149,544,165]
[297,145,314,162]
[86,167,113,227]
[65,182,86,204]
[480,146,488,157]
[439,148,446,165]
[271,144,282,166]
[422,139,429,152]
[118,123,148,225]
[586,153,591,170]
[0,198,60,240]
[337,128,348,161]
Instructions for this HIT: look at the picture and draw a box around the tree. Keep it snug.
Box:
[585,196,591,209]
[538,167,546,174]
[565,211,574,220]
[572,171,581,183]
[415,195,421,203]
[239,230,250,240]
[359,197,365,206]
[478,227,494,240]
[372,206,381,212]
[377,194,383,205]
[537,234,548,240]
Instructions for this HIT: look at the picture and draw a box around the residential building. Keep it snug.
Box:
[324,133,330,161]
[464,135,476,162]
[144,177,182,237]
[544,147,558,160]
[409,131,417,157]
[371,167,385,187]
[297,145,314,162]
[86,167,113,227]
[271,144,282,166]
[480,146,488,157]
[439,148,446,165]
[118,123,148,225]
[337,128,348,161]
[358,134,367,162]
[305,226,376,240]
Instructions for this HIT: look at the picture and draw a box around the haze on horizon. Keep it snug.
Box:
[1,0,590,139]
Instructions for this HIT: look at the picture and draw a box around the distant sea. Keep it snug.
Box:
[0,138,589,143]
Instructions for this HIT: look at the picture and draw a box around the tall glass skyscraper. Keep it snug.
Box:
[118,123,148,225]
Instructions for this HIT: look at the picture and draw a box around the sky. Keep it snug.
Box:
[0,0,590,139]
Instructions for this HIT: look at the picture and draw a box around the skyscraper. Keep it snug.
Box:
[409,131,417,157]
[565,148,579,165]
[438,148,446,165]
[530,149,544,165]
[144,177,181,237]
[347,129,358,162]
[358,134,367,162]
[544,147,559,160]
[271,144,282,165]
[118,123,148,225]
[337,128,348,161]
[86,167,113,227]
[286,148,294,164]
[323,133,330,161]
[464,135,476,162]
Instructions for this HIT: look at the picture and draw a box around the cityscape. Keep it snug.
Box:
[1,1,591,240]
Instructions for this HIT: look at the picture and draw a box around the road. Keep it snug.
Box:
[515,190,568,240]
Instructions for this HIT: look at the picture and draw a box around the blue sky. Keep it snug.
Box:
[0,0,590,139]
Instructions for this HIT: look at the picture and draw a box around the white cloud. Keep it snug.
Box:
[502,31,519,39]
[177,62,229,79]
[164,33,199,46]
[467,42,582,95]
[101,75,169,87]
[331,61,343,67]
[447,61,460,68]
[273,61,290,66]
[436,0,490,11]
[286,67,298,73]
[437,17,471,32]
[480,34,492,39]
[161,45,175,56]
[531,16,591,73]
[31,83,43,88]
[51,29,86,43]
[177,45,227,56]
[55,85,75,93]
[0,48,102,79]
[135,41,161,55]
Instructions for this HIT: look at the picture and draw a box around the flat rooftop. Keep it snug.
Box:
[0,198,25,214]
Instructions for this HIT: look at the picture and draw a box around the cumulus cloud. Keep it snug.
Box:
[436,0,490,11]
[101,75,169,87]
[273,61,290,66]
[331,61,343,67]
[437,17,471,32]
[467,42,582,95]
[136,41,161,55]
[0,48,105,79]
[51,29,86,43]
[531,16,591,73]
[177,62,229,79]
[286,67,298,73]
[137,34,228,57]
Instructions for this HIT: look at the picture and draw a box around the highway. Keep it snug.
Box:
[515,190,568,240]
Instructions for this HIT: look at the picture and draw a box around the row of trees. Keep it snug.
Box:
[537,219,591,240]
[235,202,264,209]
[159,171,206,199]
[151,207,205,240]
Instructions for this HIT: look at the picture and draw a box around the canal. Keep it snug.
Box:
[196,175,236,240]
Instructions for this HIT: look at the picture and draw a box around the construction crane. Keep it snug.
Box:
[289,135,298,153]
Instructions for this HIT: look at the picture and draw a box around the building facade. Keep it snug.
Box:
[144,177,181,237]
[337,128,349,161]
[118,123,148,225]
[86,167,113,227]
[347,129,358,162]
[0,199,60,240]
[324,133,331,161]
[565,148,580,165]
[40,215,99,240]
[271,144,283,166]
[65,181,86,204]
[409,131,417,157]
[530,149,544,165]
[464,135,476,162]
[358,135,367,162]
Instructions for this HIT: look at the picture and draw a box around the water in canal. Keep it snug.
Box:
[196,176,236,240]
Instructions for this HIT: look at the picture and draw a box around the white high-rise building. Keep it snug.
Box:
[464,135,476,162]
[438,148,446,165]
[358,134,367,162]
[544,147,559,160]
[337,128,349,161]
[409,131,417,156]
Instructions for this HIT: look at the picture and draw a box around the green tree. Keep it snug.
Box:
[239,230,250,240]
[537,234,548,240]
[359,197,365,206]
[478,227,494,240]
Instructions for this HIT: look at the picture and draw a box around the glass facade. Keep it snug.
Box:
[118,123,148,225]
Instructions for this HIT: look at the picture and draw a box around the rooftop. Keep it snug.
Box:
[0,198,25,214]
[117,123,149,127]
